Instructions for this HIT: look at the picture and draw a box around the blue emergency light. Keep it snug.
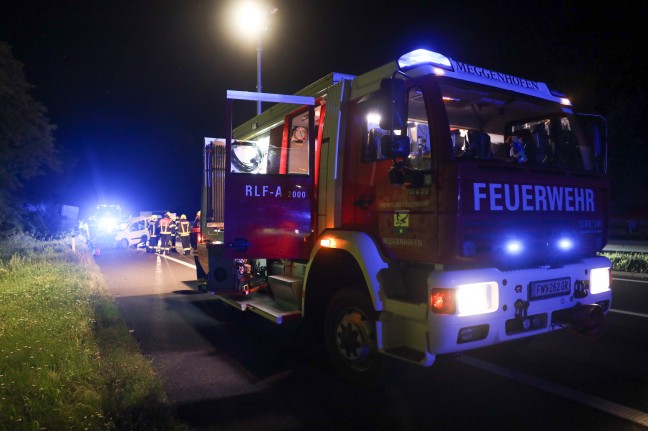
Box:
[398,49,452,71]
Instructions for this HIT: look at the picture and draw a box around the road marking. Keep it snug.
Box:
[609,309,648,319]
[458,355,648,427]
[161,254,197,270]
[612,277,648,284]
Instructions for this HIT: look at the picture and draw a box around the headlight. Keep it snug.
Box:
[456,281,499,316]
[430,281,499,316]
[589,267,611,294]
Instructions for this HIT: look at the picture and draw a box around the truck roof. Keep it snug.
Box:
[396,49,570,105]
[232,49,571,139]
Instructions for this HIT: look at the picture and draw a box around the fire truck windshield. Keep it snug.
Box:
[438,78,603,172]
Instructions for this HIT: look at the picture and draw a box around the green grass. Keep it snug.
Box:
[600,251,648,274]
[0,234,186,430]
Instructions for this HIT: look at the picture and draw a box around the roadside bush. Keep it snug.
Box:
[600,251,648,274]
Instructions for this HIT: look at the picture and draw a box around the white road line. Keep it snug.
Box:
[613,277,648,283]
[609,309,648,319]
[458,355,648,427]
[161,254,197,270]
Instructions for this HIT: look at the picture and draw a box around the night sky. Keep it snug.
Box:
[1,0,646,218]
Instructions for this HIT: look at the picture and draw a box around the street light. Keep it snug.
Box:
[233,2,278,115]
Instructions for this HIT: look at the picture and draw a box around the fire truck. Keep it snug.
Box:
[195,49,612,380]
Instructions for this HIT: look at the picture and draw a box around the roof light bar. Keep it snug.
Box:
[398,49,452,71]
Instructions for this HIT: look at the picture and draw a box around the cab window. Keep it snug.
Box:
[231,106,319,175]
[362,86,431,171]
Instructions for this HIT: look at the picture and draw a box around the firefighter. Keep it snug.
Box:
[190,210,201,249]
[169,213,178,253]
[147,215,159,253]
[158,212,172,255]
[177,214,191,255]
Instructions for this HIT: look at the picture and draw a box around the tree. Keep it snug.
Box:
[0,41,60,234]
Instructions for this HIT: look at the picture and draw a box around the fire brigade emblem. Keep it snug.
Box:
[394,211,409,235]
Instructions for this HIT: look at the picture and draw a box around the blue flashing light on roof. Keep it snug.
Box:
[398,49,452,71]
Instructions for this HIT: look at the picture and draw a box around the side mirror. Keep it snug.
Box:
[593,121,607,174]
[378,78,407,131]
[381,134,410,159]
[578,113,608,174]
[593,122,605,157]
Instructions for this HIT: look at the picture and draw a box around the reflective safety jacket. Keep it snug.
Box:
[159,217,172,235]
[148,220,158,237]
[178,219,191,236]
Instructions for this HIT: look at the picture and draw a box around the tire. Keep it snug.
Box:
[324,289,382,385]
[120,238,129,249]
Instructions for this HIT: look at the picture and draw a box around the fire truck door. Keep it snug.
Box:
[350,84,437,261]
[224,116,315,259]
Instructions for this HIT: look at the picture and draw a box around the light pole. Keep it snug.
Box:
[256,32,263,115]
[233,2,277,115]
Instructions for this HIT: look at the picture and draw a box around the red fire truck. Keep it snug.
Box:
[195,49,612,381]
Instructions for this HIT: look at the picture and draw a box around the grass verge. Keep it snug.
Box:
[0,234,186,430]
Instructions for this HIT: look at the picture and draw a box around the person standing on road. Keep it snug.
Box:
[177,214,191,255]
[147,215,159,253]
[159,213,172,255]
[190,210,201,249]
[170,213,178,253]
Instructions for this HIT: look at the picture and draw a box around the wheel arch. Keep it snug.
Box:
[302,230,388,334]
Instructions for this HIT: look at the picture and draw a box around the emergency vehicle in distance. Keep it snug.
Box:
[195,48,612,381]
[94,204,123,234]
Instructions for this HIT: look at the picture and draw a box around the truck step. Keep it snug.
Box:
[215,292,301,324]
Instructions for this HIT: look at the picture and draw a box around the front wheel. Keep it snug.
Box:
[119,238,129,249]
[324,289,382,384]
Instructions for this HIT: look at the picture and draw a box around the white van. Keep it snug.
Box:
[114,216,149,248]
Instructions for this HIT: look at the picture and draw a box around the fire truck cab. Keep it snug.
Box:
[195,49,612,380]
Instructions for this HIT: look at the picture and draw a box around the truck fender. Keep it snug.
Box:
[305,230,389,311]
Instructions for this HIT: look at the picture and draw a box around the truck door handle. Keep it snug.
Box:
[354,195,372,209]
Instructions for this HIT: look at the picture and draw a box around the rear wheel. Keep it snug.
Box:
[324,289,382,384]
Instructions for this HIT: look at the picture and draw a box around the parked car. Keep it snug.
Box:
[114,216,149,249]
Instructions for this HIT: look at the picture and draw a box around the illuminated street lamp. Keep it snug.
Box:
[233,2,278,115]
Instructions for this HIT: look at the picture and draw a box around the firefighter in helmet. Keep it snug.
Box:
[177,214,191,255]
[169,212,178,253]
[147,215,159,253]
[159,212,172,255]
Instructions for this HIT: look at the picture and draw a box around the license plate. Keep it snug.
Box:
[528,277,571,300]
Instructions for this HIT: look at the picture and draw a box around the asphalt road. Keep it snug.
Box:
[95,247,648,431]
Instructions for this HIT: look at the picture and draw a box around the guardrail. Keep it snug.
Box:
[604,241,648,253]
